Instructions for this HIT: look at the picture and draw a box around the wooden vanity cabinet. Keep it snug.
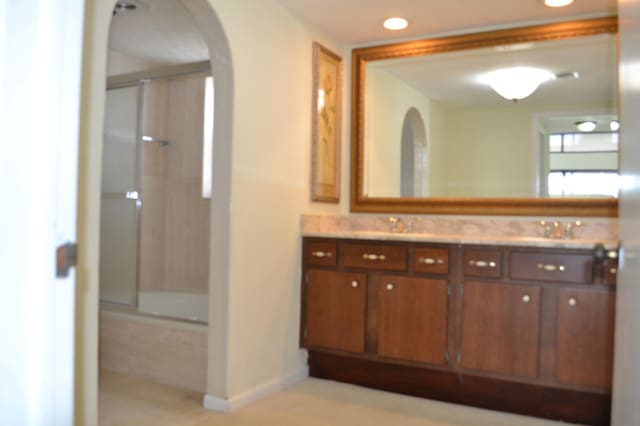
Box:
[303,269,367,353]
[301,237,614,425]
[460,281,541,378]
[377,275,448,365]
[556,288,616,388]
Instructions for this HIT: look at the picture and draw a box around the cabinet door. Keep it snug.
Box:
[378,276,448,365]
[556,288,615,388]
[304,269,366,353]
[461,281,541,378]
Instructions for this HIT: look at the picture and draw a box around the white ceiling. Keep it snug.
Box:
[274,0,617,45]
[371,33,617,109]
[107,0,618,126]
[108,0,618,66]
[109,0,209,66]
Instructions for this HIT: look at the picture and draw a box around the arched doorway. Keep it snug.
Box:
[400,107,428,197]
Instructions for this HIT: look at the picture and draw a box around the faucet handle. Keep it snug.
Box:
[564,220,582,240]
[388,216,406,233]
[540,220,552,238]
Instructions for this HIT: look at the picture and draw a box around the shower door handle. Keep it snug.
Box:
[56,242,78,278]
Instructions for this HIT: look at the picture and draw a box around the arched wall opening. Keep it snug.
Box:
[81,0,234,417]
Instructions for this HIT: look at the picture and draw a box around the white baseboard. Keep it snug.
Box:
[202,366,309,412]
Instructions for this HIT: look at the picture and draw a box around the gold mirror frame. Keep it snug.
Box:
[350,17,618,217]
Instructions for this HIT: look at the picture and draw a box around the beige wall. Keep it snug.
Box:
[443,103,614,197]
[364,68,432,197]
[206,0,344,398]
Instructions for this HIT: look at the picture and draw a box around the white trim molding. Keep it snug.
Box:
[203,366,309,412]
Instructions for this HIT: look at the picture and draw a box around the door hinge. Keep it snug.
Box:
[445,350,451,365]
[447,284,452,296]
[304,272,309,284]
[457,350,462,365]
[56,242,78,278]
[303,328,308,338]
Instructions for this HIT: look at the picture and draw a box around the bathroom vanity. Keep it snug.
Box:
[299,232,617,425]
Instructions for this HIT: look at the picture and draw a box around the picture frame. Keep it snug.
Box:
[311,42,342,202]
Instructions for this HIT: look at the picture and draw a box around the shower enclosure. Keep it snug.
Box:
[99,70,212,322]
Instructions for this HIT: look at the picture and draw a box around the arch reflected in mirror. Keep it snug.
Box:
[401,107,428,197]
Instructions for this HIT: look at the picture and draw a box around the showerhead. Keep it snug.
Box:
[113,0,149,17]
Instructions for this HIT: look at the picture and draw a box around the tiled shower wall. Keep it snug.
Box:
[139,73,210,294]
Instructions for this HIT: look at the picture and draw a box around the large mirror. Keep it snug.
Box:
[351,17,618,216]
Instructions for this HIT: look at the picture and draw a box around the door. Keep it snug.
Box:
[100,85,140,305]
[460,281,541,378]
[0,0,84,423]
[304,270,366,353]
[613,0,640,423]
[557,288,615,388]
[378,276,448,364]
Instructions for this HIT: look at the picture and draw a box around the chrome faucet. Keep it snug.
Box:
[540,220,582,239]
[389,217,406,233]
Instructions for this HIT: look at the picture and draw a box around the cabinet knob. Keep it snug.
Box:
[419,257,444,265]
[537,263,565,272]
[351,281,359,288]
[568,297,577,307]
[362,253,386,261]
[311,250,333,258]
[386,283,394,291]
[469,260,496,268]
[522,294,531,303]
[610,267,618,275]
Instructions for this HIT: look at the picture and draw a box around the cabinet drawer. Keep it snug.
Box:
[510,252,593,284]
[413,247,449,275]
[341,242,408,271]
[304,240,337,267]
[463,249,501,278]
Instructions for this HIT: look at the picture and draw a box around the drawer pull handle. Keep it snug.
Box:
[522,294,531,303]
[362,253,386,261]
[568,297,577,307]
[537,263,565,272]
[311,251,333,258]
[386,283,394,291]
[351,281,359,288]
[610,267,618,274]
[418,257,444,265]
[469,260,497,268]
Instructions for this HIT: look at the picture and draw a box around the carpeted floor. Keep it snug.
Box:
[99,370,583,426]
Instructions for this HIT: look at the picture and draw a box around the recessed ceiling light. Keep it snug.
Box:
[610,120,620,131]
[544,0,574,7]
[575,121,597,132]
[383,17,409,31]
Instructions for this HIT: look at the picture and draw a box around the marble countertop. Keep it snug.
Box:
[303,230,619,250]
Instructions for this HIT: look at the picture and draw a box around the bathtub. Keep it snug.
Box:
[99,308,207,392]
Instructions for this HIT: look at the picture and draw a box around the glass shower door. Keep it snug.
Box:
[99,85,141,306]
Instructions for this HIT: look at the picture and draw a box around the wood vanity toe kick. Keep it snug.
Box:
[308,351,611,426]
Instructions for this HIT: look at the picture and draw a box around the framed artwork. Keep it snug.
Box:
[311,42,342,202]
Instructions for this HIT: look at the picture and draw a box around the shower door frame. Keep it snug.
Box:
[101,61,211,318]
